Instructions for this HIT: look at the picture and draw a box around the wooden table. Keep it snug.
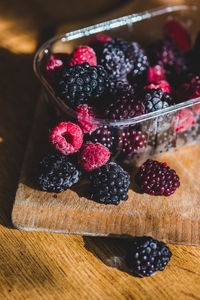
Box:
[0,0,199,299]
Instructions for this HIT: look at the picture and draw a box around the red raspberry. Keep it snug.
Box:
[145,80,171,93]
[163,19,191,52]
[69,46,97,66]
[147,65,166,82]
[50,122,83,155]
[44,53,69,86]
[76,104,99,134]
[172,108,195,133]
[78,142,110,172]
[90,33,112,46]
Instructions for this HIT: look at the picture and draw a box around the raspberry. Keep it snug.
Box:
[44,53,69,86]
[135,159,180,196]
[88,126,114,151]
[104,92,145,120]
[57,63,110,107]
[143,89,174,113]
[119,127,147,159]
[88,162,130,205]
[145,80,171,93]
[50,122,83,155]
[78,142,110,172]
[148,39,185,78]
[69,46,97,66]
[163,19,191,52]
[125,236,172,277]
[172,108,195,133]
[147,65,166,82]
[76,104,99,134]
[37,153,82,193]
[90,33,112,50]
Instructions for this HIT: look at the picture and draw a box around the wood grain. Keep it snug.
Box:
[0,0,200,299]
[12,97,200,245]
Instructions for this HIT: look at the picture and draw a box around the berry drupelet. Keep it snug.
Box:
[37,153,82,193]
[143,88,174,113]
[119,127,147,159]
[135,159,180,196]
[125,236,172,277]
[57,62,110,107]
[89,162,130,205]
[104,92,145,120]
[89,126,114,152]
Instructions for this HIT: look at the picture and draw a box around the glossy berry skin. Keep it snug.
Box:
[126,236,172,277]
[57,62,110,107]
[135,159,180,196]
[89,126,114,151]
[37,153,82,193]
[119,127,147,159]
[89,162,130,205]
[143,88,174,113]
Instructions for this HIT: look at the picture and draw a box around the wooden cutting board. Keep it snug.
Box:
[12,97,200,245]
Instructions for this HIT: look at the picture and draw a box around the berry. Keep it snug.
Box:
[125,236,172,277]
[127,42,150,82]
[57,62,110,107]
[104,92,145,120]
[135,159,180,196]
[98,39,128,80]
[50,122,83,155]
[148,39,185,77]
[143,89,174,113]
[172,108,195,133]
[176,74,200,103]
[145,80,171,94]
[163,19,191,52]
[88,162,130,205]
[90,33,112,50]
[37,153,82,193]
[69,46,97,66]
[76,104,99,134]
[119,127,147,159]
[109,80,135,96]
[44,53,69,86]
[147,65,166,82]
[78,142,110,172]
[89,126,114,151]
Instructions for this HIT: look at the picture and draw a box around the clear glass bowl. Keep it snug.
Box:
[33,4,200,166]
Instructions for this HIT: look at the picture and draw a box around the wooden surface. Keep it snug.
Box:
[12,98,200,245]
[0,0,200,299]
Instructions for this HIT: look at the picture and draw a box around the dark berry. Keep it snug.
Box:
[143,89,174,113]
[109,80,135,96]
[135,159,180,196]
[98,39,129,80]
[57,62,110,107]
[126,236,172,277]
[148,38,185,78]
[104,92,145,120]
[119,127,147,159]
[37,153,82,193]
[89,126,114,151]
[89,162,130,205]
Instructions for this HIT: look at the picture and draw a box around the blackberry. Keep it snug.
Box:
[109,80,135,96]
[89,126,114,151]
[127,42,150,83]
[125,236,172,277]
[135,159,180,196]
[119,127,147,159]
[148,38,185,78]
[98,39,128,80]
[57,62,110,107]
[144,88,174,113]
[37,153,82,193]
[89,162,130,205]
[104,92,145,120]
